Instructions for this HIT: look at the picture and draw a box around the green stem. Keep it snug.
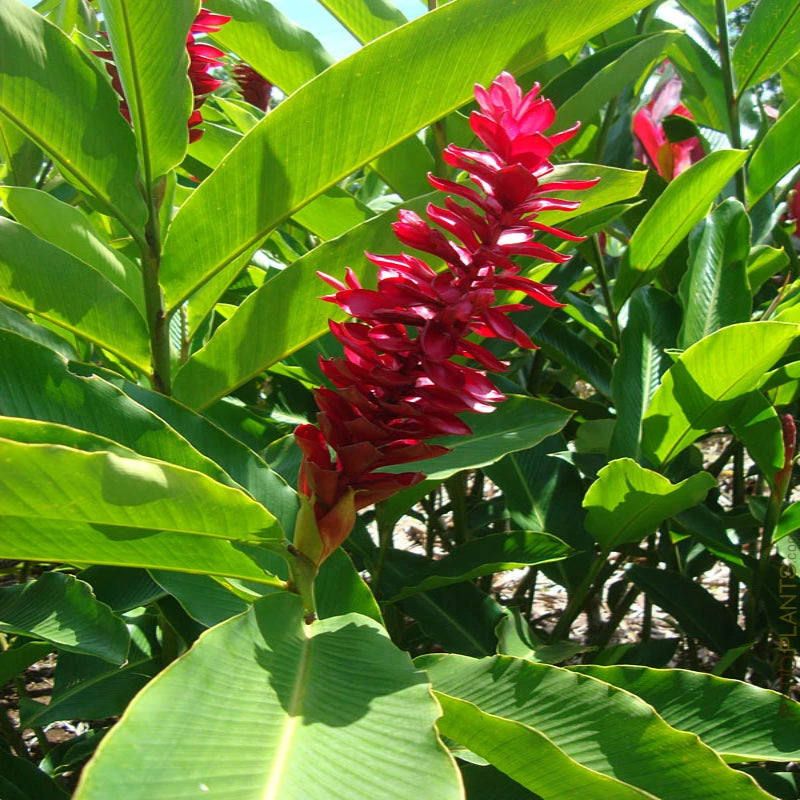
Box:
[715,0,746,203]
[550,553,607,641]
[594,96,619,166]
[590,584,641,653]
[590,234,620,343]
[0,701,31,761]
[445,473,469,545]
[371,509,395,597]
[748,492,781,638]
[286,544,318,624]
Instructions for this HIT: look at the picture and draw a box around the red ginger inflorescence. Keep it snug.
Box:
[294,72,598,565]
[94,7,231,143]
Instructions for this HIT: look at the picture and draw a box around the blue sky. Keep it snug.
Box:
[24,0,428,59]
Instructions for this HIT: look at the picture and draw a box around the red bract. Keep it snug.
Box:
[786,180,800,237]
[633,75,704,181]
[233,63,273,112]
[294,71,597,564]
[93,6,230,143]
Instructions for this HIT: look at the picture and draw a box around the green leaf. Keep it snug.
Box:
[0,187,143,308]
[96,0,197,185]
[159,0,655,312]
[628,565,748,652]
[421,654,772,799]
[728,390,785,481]
[0,749,67,800]
[75,593,462,799]
[553,32,682,132]
[0,333,256,491]
[205,0,334,94]
[380,549,505,656]
[23,614,160,728]
[0,438,280,542]
[614,150,749,304]
[314,547,383,624]
[0,640,51,686]
[149,569,250,627]
[533,316,613,398]
[0,438,286,582]
[0,302,77,359]
[584,458,716,552]
[318,0,407,43]
[434,692,652,799]
[485,438,594,592]
[641,322,799,466]
[733,0,800,96]
[83,367,298,537]
[677,199,751,349]
[610,287,681,461]
[0,0,146,230]
[776,501,800,542]
[748,245,789,296]
[0,219,150,371]
[380,396,573,480]
[80,565,166,612]
[0,115,42,186]
[570,664,800,763]
[747,97,800,207]
[390,531,574,600]
[0,572,129,664]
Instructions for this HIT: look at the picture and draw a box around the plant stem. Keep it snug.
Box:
[748,491,781,638]
[285,544,319,624]
[590,234,620,343]
[591,585,641,653]
[550,553,607,641]
[370,509,395,597]
[594,96,619,165]
[445,473,469,545]
[0,702,31,761]
[715,0,746,203]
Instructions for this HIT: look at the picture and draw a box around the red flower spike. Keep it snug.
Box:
[95,3,230,143]
[292,71,596,565]
[233,63,273,112]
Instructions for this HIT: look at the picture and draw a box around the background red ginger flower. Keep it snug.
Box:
[93,6,230,143]
[293,71,598,565]
[233,63,273,112]
[633,75,704,181]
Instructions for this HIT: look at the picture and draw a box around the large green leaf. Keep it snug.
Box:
[434,692,652,799]
[0,187,143,308]
[0,332,260,495]
[733,0,800,96]
[0,0,146,230]
[390,531,574,600]
[747,97,800,207]
[75,593,462,799]
[641,322,799,466]
[610,287,681,461]
[584,458,716,551]
[159,0,654,312]
[97,0,196,186]
[0,302,77,359]
[83,366,298,536]
[677,198,751,349]
[420,654,772,799]
[205,0,334,95]
[614,150,748,304]
[0,219,150,370]
[0,438,280,542]
[0,749,67,800]
[570,665,800,763]
[380,396,573,480]
[728,390,785,481]
[22,614,160,728]
[318,0,407,43]
[0,114,42,186]
[627,566,747,653]
[0,572,129,664]
[553,31,681,132]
